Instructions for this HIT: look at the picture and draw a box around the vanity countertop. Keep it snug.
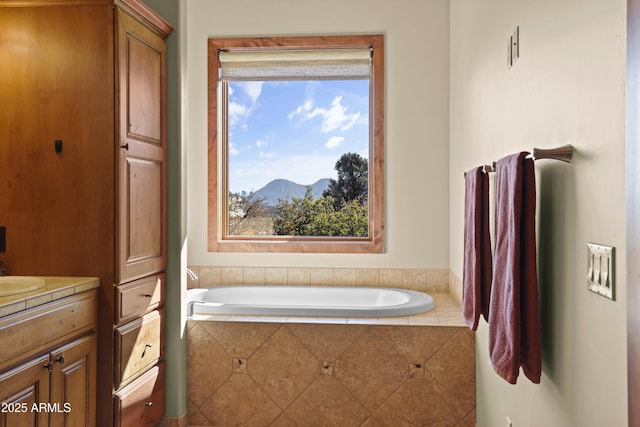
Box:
[0,276,99,317]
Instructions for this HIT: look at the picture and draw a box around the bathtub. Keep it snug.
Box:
[186,285,435,317]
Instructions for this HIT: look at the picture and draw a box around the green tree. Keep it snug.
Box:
[322,152,368,208]
[272,187,368,237]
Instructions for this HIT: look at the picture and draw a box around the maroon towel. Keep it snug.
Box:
[462,167,492,331]
[489,152,541,384]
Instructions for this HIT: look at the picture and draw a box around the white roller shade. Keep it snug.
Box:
[219,48,372,81]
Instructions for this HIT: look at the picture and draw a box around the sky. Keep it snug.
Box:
[227,79,370,194]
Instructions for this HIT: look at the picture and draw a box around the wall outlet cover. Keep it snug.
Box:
[587,242,615,300]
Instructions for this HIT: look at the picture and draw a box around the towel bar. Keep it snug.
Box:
[464,144,573,178]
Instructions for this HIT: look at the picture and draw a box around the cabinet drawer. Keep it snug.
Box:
[115,274,164,324]
[0,291,97,372]
[114,309,163,389]
[114,362,165,427]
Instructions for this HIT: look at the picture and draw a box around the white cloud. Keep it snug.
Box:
[229,142,240,156]
[239,81,263,105]
[288,99,314,119]
[256,139,267,148]
[228,82,263,128]
[325,136,345,150]
[305,96,362,133]
[228,101,248,127]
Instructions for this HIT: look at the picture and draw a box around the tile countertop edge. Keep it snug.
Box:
[0,276,100,317]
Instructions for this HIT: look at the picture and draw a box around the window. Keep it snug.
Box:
[208,35,384,253]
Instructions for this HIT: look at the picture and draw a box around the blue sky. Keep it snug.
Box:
[227,79,370,193]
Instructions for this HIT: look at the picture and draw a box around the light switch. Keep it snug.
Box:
[507,26,519,69]
[587,243,615,300]
[511,27,519,63]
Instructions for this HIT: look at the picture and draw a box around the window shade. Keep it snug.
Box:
[219,48,372,81]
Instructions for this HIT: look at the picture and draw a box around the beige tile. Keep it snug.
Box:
[357,268,380,287]
[186,398,211,427]
[438,316,467,327]
[243,267,265,285]
[271,413,298,427]
[425,329,476,419]
[335,328,410,412]
[334,268,357,286]
[286,376,370,426]
[427,268,449,292]
[198,266,220,287]
[200,321,279,357]
[379,269,403,288]
[449,271,463,304]
[374,379,458,426]
[310,268,334,286]
[287,267,310,285]
[371,325,458,364]
[376,316,410,325]
[186,324,232,407]
[402,269,427,292]
[347,317,382,325]
[409,316,441,326]
[287,323,367,361]
[200,374,281,426]
[249,327,320,409]
[220,267,243,285]
[0,301,26,318]
[265,267,288,285]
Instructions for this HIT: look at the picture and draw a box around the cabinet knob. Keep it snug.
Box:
[43,362,53,372]
[121,143,129,150]
[145,401,153,407]
[143,294,153,298]
[55,355,65,364]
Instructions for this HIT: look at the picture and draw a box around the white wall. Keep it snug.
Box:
[449,1,628,426]
[186,0,450,269]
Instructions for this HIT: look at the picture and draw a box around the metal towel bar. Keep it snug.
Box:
[464,144,573,178]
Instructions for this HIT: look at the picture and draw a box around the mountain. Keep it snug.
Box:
[254,178,331,206]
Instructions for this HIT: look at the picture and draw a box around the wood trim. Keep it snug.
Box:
[115,0,173,38]
[207,35,384,254]
[629,0,640,424]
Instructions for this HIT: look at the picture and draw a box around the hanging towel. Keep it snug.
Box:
[462,166,492,331]
[489,152,542,384]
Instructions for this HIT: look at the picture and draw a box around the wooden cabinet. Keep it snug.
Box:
[0,291,97,427]
[0,1,172,426]
[0,356,50,427]
[116,9,168,285]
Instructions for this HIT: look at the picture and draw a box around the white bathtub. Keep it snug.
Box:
[186,285,435,317]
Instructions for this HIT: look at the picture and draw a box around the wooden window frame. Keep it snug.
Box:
[207,34,384,253]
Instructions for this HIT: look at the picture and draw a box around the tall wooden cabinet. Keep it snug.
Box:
[0,1,173,426]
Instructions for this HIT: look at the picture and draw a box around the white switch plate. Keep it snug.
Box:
[587,243,615,300]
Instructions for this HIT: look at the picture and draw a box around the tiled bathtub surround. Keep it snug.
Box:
[187,266,452,293]
[187,320,475,426]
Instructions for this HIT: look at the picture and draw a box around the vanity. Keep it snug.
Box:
[0,277,99,426]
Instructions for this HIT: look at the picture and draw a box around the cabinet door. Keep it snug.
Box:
[49,334,96,427]
[0,355,50,427]
[116,10,167,284]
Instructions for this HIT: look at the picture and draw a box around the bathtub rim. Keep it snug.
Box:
[186,285,435,317]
